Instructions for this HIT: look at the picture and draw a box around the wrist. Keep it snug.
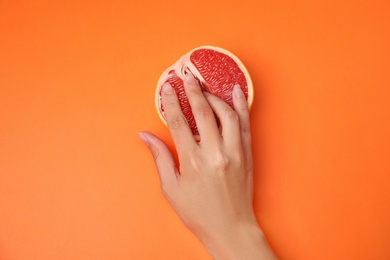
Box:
[202,222,276,260]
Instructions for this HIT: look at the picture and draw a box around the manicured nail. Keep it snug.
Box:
[137,132,149,146]
[203,91,211,97]
[233,84,243,98]
[162,83,173,94]
[185,73,197,84]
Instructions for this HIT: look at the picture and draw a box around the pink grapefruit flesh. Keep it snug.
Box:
[156,46,253,137]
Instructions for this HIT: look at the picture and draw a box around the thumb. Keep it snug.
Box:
[138,131,178,193]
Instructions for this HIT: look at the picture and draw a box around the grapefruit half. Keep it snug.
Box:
[156,45,253,137]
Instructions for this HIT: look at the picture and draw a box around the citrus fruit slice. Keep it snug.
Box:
[156,45,253,137]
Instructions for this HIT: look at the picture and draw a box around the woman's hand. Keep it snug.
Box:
[138,74,276,259]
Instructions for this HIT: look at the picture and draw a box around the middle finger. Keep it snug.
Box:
[184,73,221,145]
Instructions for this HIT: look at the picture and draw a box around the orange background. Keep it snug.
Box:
[1,0,390,259]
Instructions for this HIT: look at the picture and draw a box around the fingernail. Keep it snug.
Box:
[137,132,149,146]
[203,91,211,97]
[185,73,197,84]
[162,83,173,94]
[233,84,243,98]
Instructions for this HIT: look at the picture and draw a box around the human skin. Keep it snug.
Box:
[138,73,277,260]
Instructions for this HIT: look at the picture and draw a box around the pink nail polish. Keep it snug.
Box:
[137,132,149,146]
[162,83,173,94]
[233,84,243,98]
[184,73,197,84]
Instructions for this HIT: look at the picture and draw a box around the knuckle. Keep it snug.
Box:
[150,145,160,161]
[189,156,201,172]
[240,121,251,133]
[212,152,230,171]
[231,150,243,164]
[236,101,249,111]
[226,109,239,122]
[186,87,201,97]
[167,115,188,129]
[163,98,178,110]
[196,104,214,118]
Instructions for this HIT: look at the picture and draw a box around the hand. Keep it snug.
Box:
[138,74,276,260]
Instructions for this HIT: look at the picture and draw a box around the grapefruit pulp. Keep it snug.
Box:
[156,45,253,136]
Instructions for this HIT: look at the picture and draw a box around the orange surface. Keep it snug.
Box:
[1,0,390,259]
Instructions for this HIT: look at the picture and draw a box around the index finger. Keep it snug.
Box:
[161,82,197,155]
